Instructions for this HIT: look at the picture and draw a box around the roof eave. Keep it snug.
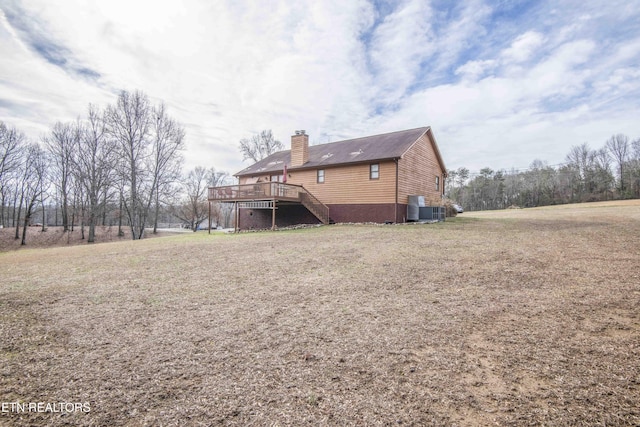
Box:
[235,156,402,176]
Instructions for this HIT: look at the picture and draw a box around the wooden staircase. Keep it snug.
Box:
[299,189,330,224]
[208,182,330,225]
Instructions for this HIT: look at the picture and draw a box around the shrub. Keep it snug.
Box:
[442,198,458,217]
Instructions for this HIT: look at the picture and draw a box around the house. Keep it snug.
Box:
[207,126,447,230]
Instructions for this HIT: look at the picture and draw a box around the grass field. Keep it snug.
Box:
[0,225,173,252]
[1,200,639,426]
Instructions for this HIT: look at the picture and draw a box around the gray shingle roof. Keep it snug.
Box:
[236,127,439,177]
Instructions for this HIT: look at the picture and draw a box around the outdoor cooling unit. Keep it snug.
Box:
[407,195,425,221]
[407,195,445,222]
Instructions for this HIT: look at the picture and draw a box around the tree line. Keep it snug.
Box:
[446,134,640,211]
[0,90,231,245]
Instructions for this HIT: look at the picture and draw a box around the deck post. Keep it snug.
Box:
[271,200,276,230]
[234,201,239,233]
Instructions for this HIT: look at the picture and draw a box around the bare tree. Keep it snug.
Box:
[107,90,185,240]
[441,134,637,211]
[171,167,229,231]
[207,168,231,228]
[454,167,469,205]
[149,103,185,234]
[207,168,229,188]
[44,121,79,231]
[17,143,48,245]
[75,105,116,243]
[217,202,235,229]
[107,90,152,240]
[0,122,25,227]
[455,167,470,187]
[239,130,284,163]
[631,138,640,197]
[633,138,640,160]
[445,169,457,197]
[172,166,210,231]
[565,143,593,201]
[606,134,629,194]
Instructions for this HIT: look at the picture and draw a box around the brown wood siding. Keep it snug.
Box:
[398,132,445,206]
[291,162,396,205]
[239,175,273,185]
[238,131,446,208]
[240,162,396,204]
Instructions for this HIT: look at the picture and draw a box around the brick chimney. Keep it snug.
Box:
[290,130,309,167]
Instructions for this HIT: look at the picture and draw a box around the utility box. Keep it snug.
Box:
[408,195,445,222]
[407,195,426,221]
[419,206,446,221]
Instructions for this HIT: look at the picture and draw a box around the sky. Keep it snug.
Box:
[1,0,639,176]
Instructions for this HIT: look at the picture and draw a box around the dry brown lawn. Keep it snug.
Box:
[0,226,174,253]
[1,200,639,426]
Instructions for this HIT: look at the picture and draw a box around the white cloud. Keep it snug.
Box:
[1,0,639,177]
[367,0,434,104]
[501,31,544,63]
[365,22,637,172]
[0,6,113,137]
[592,68,640,94]
[455,59,497,81]
[432,0,492,72]
[522,39,595,101]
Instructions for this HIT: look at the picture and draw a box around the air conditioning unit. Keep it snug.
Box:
[407,195,425,221]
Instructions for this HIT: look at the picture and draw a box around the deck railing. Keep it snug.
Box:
[208,182,330,224]
[299,189,330,224]
[208,182,301,201]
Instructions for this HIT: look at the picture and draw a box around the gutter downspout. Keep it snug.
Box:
[395,158,399,223]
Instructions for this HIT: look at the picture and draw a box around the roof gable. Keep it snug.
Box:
[236,127,436,177]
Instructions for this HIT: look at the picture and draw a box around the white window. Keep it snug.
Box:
[317,169,325,183]
[370,163,379,180]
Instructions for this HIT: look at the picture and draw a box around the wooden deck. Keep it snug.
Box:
[208,182,302,202]
[208,182,330,225]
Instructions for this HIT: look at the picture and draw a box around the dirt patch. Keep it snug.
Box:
[0,201,639,426]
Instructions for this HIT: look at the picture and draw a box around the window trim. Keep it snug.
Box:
[370,163,379,180]
[435,175,440,191]
[317,169,325,184]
